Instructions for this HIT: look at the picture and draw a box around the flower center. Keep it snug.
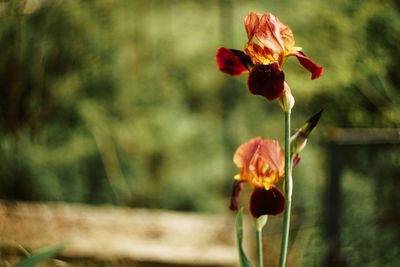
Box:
[250,171,277,191]
[244,42,276,66]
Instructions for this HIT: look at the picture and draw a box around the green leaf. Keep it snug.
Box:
[12,244,65,267]
[236,208,255,267]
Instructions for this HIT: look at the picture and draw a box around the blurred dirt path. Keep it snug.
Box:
[0,201,237,266]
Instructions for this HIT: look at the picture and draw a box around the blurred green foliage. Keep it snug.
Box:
[0,0,399,266]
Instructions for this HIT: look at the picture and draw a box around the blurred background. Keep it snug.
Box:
[0,0,399,266]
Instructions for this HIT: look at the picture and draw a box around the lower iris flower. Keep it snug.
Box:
[230,137,286,217]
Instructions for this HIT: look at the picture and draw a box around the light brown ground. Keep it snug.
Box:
[0,201,239,266]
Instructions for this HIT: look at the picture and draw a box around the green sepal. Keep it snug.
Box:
[254,214,268,232]
[236,208,255,267]
[12,244,65,267]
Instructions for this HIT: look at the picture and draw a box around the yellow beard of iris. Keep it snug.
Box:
[234,172,277,191]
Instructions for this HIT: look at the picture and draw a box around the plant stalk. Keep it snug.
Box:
[279,111,292,267]
[256,229,263,267]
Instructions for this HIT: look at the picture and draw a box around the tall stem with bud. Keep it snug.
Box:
[279,110,292,267]
[278,83,294,267]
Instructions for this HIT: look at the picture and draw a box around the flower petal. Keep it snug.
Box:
[254,13,294,56]
[234,138,285,187]
[249,140,285,183]
[230,49,254,70]
[233,137,263,179]
[290,51,323,80]
[216,47,251,76]
[247,62,285,101]
[249,185,285,217]
[244,12,262,41]
[229,180,243,211]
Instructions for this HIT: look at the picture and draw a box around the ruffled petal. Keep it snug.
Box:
[247,62,285,101]
[216,47,251,76]
[233,137,263,180]
[249,185,285,217]
[255,13,294,56]
[229,180,243,211]
[244,12,262,41]
[249,140,285,183]
[290,51,323,80]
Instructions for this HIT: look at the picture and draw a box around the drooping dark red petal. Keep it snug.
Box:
[292,153,301,170]
[247,62,285,101]
[216,47,250,76]
[249,185,285,217]
[229,180,243,211]
[229,49,254,70]
[291,51,323,80]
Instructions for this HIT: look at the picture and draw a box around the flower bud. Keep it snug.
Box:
[290,131,308,155]
[254,215,268,231]
[278,82,295,112]
[290,110,323,155]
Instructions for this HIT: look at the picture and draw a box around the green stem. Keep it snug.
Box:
[279,111,292,267]
[256,229,263,267]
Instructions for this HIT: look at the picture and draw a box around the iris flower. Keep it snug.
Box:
[216,12,323,101]
[230,137,286,217]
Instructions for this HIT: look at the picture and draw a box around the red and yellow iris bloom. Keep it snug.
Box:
[230,137,286,217]
[216,12,323,101]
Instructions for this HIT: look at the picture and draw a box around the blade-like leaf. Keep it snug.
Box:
[12,244,65,267]
[236,208,255,267]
